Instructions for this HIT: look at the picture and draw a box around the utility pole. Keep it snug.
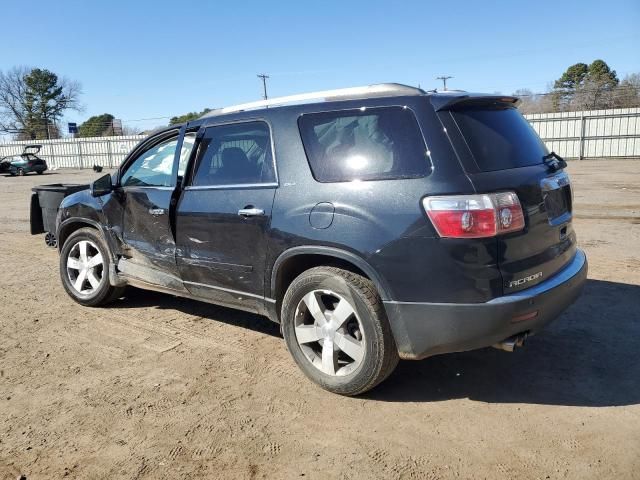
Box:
[257,73,270,100]
[436,75,453,91]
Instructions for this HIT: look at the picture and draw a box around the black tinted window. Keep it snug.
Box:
[191,122,275,186]
[452,107,548,171]
[298,107,430,182]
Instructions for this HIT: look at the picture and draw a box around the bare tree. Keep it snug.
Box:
[0,66,82,139]
[0,66,30,135]
[613,73,640,108]
[513,88,555,114]
[121,125,143,136]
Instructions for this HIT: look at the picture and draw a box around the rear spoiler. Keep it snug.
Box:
[431,94,519,112]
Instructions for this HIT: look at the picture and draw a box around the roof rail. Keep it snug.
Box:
[201,83,425,118]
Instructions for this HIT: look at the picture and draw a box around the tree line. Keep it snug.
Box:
[1,61,638,140]
[514,60,640,114]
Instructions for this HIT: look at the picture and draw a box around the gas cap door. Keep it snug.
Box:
[309,202,335,229]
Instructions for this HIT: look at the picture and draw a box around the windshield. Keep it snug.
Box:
[452,107,548,172]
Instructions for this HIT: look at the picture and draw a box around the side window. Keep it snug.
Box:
[191,121,275,187]
[121,136,179,187]
[298,106,430,182]
[178,132,197,178]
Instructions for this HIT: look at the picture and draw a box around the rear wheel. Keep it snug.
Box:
[281,266,398,396]
[36,170,43,175]
[59,227,124,306]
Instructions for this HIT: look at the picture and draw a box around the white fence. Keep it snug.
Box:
[1,107,639,168]
[0,135,145,169]
[524,107,640,159]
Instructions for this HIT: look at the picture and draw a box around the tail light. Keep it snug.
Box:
[422,192,525,238]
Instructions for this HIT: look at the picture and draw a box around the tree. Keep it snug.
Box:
[0,66,81,139]
[554,63,589,91]
[0,67,30,135]
[121,125,143,136]
[614,73,640,108]
[514,65,638,114]
[552,60,619,110]
[572,60,619,110]
[513,88,555,114]
[169,108,212,125]
[551,62,588,110]
[78,113,116,137]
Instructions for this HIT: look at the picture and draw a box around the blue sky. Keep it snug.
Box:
[2,0,639,132]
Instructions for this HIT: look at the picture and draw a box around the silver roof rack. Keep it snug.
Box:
[201,83,425,118]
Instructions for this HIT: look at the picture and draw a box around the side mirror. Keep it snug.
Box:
[91,173,113,197]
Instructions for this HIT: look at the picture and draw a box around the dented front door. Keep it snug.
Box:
[115,131,187,280]
[121,186,177,274]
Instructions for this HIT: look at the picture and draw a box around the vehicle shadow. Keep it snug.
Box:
[366,279,640,407]
[111,279,639,407]
[112,287,281,338]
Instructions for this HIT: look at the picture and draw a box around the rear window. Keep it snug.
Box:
[298,106,430,182]
[452,107,548,171]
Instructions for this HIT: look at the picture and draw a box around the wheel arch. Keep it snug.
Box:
[270,246,392,309]
[57,218,109,256]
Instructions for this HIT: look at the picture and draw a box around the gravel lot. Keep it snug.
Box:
[1,161,639,479]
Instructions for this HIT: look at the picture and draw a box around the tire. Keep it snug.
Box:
[59,227,124,307]
[36,170,43,175]
[17,168,25,176]
[281,266,399,396]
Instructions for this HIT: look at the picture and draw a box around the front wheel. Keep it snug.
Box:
[281,266,399,396]
[59,227,124,306]
[17,168,25,176]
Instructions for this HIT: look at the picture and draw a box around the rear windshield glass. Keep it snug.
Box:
[452,107,548,171]
[298,106,430,182]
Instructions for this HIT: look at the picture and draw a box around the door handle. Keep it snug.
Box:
[148,208,166,216]
[238,207,264,217]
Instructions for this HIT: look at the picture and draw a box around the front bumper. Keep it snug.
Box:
[384,249,588,360]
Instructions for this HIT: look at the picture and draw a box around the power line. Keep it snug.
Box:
[257,73,270,100]
[436,75,453,91]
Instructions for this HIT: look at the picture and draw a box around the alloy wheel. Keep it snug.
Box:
[66,240,104,295]
[294,289,365,376]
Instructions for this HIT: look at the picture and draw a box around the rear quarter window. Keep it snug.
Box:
[298,106,430,182]
[451,107,548,171]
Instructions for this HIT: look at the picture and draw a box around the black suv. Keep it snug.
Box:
[52,84,587,395]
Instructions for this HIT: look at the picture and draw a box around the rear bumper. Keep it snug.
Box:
[384,249,588,360]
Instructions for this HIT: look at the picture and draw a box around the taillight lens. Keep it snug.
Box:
[422,192,525,238]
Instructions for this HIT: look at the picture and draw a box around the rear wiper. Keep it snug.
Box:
[542,151,567,172]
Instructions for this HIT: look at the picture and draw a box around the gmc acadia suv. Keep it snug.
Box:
[52,83,587,395]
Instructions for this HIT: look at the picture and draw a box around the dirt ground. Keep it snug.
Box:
[1,161,639,480]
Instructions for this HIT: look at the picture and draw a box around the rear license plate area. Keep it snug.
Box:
[541,173,572,225]
[544,186,571,219]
